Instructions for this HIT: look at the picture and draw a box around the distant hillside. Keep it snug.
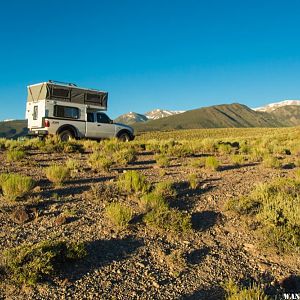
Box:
[133,103,285,132]
[269,105,300,126]
[0,120,28,139]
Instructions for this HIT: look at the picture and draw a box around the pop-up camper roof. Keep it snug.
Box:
[27,81,108,109]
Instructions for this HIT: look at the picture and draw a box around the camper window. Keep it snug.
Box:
[52,87,70,99]
[33,106,38,120]
[54,105,79,119]
[86,93,100,102]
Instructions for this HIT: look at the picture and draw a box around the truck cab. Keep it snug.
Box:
[26,81,134,141]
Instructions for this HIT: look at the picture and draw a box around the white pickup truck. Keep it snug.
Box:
[26,81,134,141]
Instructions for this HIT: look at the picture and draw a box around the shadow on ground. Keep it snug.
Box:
[171,181,216,210]
[180,285,225,300]
[191,210,222,231]
[61,236,144,282]
[219,163,257,172]
[187,246,210,265]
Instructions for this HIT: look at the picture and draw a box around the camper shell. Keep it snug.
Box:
[26,81,134,141]
[27,81,108,109]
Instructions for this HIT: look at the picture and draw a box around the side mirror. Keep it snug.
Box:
[110,120,113,124]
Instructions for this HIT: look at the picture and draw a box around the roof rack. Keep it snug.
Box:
[48,80,77,87]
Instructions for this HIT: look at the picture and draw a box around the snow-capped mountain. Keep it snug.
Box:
[1,119,16,122]
[114,109,185,125]
[145,109,185,120]
[114,112,148,125]
[254,100,300,112]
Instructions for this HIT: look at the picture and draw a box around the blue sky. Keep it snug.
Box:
[1,0,300,120]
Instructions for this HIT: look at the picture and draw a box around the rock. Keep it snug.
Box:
[11,207,30,224]
[33,186,41,192]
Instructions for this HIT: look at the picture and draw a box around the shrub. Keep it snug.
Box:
[153,181,177,198]
[6,150,26,162]
[205,156,219,171]
[45,165,70,186]
[201,138,217,153]
[66,158,80,171]
[154,153,171,168]
[85,182,120,203]
[226,178,300,253]
[217,143,232,155]
[295,169,300,180]
[188,174,198,189]
[113,148,137,166]
[139,192,168,212]
[0,173,35,201]
[88,152,114,172]
[231,154,245,166]
[167,144,193,158]
[0,138,6,150]
[239,142,251,154]
[118,170,150,194]
[249,147,265,162]
[223,280,270,300]
[105,202,133,229]
[144,206,191,233]
[189,157,206,168]
[262,155,282,169]
[225,195,261,216]
[3,240,87,285]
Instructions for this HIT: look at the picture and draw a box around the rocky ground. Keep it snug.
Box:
[0,148,299,300]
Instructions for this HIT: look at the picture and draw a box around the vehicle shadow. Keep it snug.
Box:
[60,236,144,282]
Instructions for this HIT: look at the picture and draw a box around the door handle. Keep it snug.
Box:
[97,124,101,126]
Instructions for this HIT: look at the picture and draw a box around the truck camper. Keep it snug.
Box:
[26,81,134,141]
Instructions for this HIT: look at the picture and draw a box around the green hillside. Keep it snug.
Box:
[269,105,300,126]
[133,103,286,132]
[0,120,28,139]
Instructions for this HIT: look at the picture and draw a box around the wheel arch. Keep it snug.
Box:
[56,124,78,138]
[116,129,133,140]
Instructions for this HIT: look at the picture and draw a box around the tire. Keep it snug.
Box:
[58,130,74,142]
[117,132,131,142]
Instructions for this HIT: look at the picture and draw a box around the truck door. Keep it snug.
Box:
[85,112,116,139]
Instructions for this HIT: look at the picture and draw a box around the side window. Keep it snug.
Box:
[33,105,38,120]
[54,105,79,119]
[97,113,110,124]
[87,113,94,122]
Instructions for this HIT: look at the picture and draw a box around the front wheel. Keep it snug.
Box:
[117,132,131,142]
[58,130,74,142]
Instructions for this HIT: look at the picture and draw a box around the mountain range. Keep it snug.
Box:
[114,109,184,125]
[1,100,300,138]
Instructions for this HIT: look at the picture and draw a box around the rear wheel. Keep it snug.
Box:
[118,132,131,142]
[58,130,74,142]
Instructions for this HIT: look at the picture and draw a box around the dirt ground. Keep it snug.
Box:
[0,148,299,300]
